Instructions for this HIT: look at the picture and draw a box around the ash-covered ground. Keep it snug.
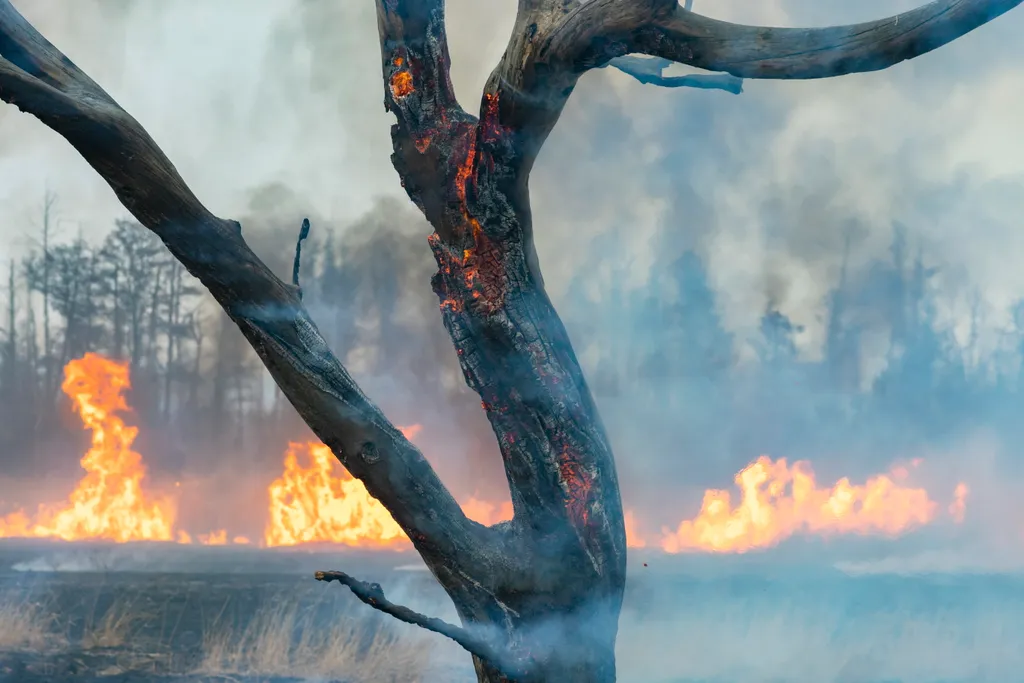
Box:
[0,539,1020,683]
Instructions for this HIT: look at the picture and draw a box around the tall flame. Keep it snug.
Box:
[0,354,175,542]
[264,441,409,549]
[262,436,519,549]
[661,456,964,554]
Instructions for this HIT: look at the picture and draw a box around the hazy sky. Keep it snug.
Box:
[2,0,1024,365]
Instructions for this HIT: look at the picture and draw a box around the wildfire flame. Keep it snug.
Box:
[263,435,518,549]
[661,456,966,554]
[0,355,977,555]
[624,510,646,549]
[461,496,514,526]
[265,441,409,549]
[0,354,175,542]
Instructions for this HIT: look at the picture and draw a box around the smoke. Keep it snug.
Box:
[2,0,1024,563]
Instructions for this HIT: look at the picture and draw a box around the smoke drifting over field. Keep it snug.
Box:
[0,0,1024,570]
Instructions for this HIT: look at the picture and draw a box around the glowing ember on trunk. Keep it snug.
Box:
[390,70,414,99]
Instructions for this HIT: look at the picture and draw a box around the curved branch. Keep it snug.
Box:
[0,0,483,568]
[650,0,1023,79]
[557,0,1022,80]
[604,55,742,93]
[316,570,530,681]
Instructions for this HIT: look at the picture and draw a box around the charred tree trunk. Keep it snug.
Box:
[0,0,1018,680]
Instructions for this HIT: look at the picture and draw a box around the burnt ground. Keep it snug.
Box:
[0,540,472,683]
[0,538,1022,682]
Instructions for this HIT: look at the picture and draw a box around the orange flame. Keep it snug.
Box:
[660,456,955,554]
[198,529,228,546]
[461,496,513,525]
[625,510,646,549]
[262,428,521,548]
[264,441,409,549]
[390,70,414,99]
[0,354,175,542]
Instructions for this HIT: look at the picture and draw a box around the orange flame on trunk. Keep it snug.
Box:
[389,55,414,99]
[0,354,175,542]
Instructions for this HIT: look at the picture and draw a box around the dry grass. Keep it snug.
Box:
[80,592,154,650]
[196,598,434,682]
[0,594,62,651]
[0,583,457,681]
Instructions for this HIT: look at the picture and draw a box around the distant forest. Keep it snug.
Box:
[2,191,1022,518]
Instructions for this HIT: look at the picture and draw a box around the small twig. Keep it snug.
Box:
[292,217,311,299]
[605,55,743,94]
[315,569,529,681]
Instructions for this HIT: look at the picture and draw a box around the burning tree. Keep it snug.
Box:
[0,1,1017,680]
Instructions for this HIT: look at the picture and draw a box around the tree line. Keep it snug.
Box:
[4,191,1023,496]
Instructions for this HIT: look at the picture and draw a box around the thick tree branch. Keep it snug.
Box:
[0,0,486,570]
[315,570,530,681]
[604,55,742,93]
[554,0,1023,80]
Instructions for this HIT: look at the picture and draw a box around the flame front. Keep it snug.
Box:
[0,354,175,542]
[264,441,409,549]
[0,356,976,554]
[262,433,519,548]
[661,456,959,554]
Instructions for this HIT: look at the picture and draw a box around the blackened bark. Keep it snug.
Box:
[0,0,1019,680]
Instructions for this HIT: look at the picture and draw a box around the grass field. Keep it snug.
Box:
[0,540,1021,682]
[0,541,470,682]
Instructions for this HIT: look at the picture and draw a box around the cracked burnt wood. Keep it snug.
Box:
[0,0,1020,680]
